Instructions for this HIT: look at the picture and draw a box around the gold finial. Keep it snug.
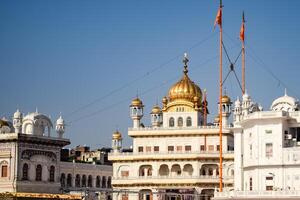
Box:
[183,53,189,74]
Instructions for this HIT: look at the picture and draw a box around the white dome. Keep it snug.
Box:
[56,115,64,125]
[271,91,299,112]
[234,97,241,107]
[13,109,22,118]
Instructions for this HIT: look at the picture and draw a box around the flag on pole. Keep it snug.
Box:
[240,12,245,41]
[214,8,222,28]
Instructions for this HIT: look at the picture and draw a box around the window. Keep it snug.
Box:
[67,174,72,187]
[168,146,174,152]
[154,146,159,152]
[178,117,183,127]
[266,143,273,158]
[208,145,214,151]
[88,175,93,187]
[265,130,272,134]
[169,117,174,127]
[146,146,151,152]
[266,176,273,180]
[176,146,182,152]
[22,163,28,180]
[60,173,66,187]
[1,165,7,177]
[121,171,129,177]
[217,145,220,151]
[250,144,252,158]
[200,145,205,151]
[122,194,129,200]
[186,117,192,127]
[138,146,143,152]
[266,186,273,191]
[82,175,87,187]
[185,145,191,151]
[249,177,253,191]
[49,166,55,182]
[75,174,80,187]
[96,176,101,188]
[36,164,42,181]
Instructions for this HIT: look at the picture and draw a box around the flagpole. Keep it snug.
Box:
[218,0,223,192]
[242,12,245,95]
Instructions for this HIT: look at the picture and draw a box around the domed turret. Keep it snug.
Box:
[112,130,122,153]
[234,97,242,123]
[13,109,23,133]
[56,115,65,138]
[151,105,162,128]
[271,89,299,112]
[218,95,232,126]
[130,97,144,128]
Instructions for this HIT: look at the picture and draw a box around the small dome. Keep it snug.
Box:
[162,96,168,104]
[56,115,64,125]
[242,92,250,101]
[234,97,241,107]
[221,95,231,104]
[151,105,162,114]
[214,115,220,123]
[112,130,122,140]
[271,91,299,112]
[131,97,143,107]
[14,109,22,118]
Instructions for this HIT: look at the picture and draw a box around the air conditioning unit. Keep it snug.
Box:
[285,134,292,140]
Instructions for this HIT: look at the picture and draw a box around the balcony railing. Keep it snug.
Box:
[114,175,233,180]
[214,190,300,198]
[128,125,232,131]
[109,151,234,157]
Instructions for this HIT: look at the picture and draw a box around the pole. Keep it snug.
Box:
[218,0,223,192]
[242,12,245,95]
[203,89,207,126]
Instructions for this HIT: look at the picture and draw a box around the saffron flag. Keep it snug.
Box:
[214,8,222,28]
[240,13,245,41]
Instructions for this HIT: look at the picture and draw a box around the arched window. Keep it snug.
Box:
[22,163,28,180]
[208,168,213,176]
[169,117,174,127]
[82,175,87,187]
[102,176,106,188]
[88,175,93,187]
[178,117,183,127]
[49,166,55,182]
[60,173,66,187]
[75,174,80,187]
[186,117,192,127]
[96,176,101,188]
[107,176,112,188]
[36,164,42,181]
[67,174,72,187]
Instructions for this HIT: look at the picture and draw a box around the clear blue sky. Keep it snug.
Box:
[1,0,300,148]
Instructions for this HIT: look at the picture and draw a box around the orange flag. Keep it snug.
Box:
[214,8,222,28]
[240,12,245,41]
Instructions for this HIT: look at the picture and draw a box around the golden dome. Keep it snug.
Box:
[112,130,122,140]
[130,97,143,107]
[151,105,162,114]
[168,72,202,102]
[221,95,231,104]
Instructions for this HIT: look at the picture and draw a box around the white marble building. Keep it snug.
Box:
[214,90,300,200]
[0,109,112,197]
[109,54,234,200]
